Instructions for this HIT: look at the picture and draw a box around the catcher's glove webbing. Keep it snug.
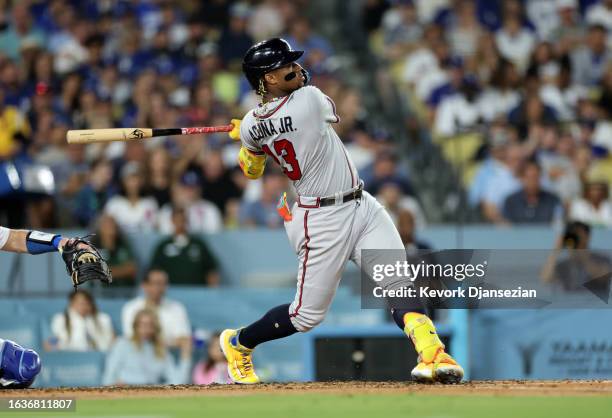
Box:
[60,236,112,289]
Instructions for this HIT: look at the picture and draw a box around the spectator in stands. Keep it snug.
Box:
[508,94,558,140]
[445,0,482,59]
[196,149,244,217]
[0,86,30,160]
[469,131,524,225]
[502,160,563,224]
[145,147,173,208]
[158,172,223,235]
[598,65,612,119]
[551,0,584,56]
[541,221,612,292]
[122,269,192,347]
[568,181,612,228]
[73,158,115,227]
[283,16,333,72]
[218,3,254,69]
[364,151,414,197]
[0,3,44,60]
[47,290,114,352]
[380,0,423,61]
[151,207,220,286]
[104,162,158,232]
[538,130,582,203]
[192,332,232,385]
[571,24,611,86]
[376,181,426,230]
[103,308,191,385]
[432,60,481,137]
[398,208,431,251]
[93,214,138,288]
[495,9,536,73]
[585,0,612,34]
[477,58,521,122]
[239,169,287,228]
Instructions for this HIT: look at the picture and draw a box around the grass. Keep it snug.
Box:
[3,393,612,418]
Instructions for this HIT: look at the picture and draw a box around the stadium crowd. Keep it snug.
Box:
[1,0,610,387]
[0,0,406,236]
[365,0,612,226]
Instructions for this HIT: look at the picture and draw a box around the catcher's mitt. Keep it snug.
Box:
[60,237,112,289]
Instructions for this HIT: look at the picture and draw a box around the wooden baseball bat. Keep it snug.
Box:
[66,124,235,144]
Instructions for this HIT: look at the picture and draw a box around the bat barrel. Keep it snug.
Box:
[66,128,153,144]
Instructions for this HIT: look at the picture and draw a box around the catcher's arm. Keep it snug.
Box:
[0,226,112,288]
[229,118,266,179]
[0,227,66,254]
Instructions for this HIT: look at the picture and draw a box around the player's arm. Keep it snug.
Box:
[229,118,267,180]
[0,226,67,254]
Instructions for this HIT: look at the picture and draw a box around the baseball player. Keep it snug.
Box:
[0,226,111,387]
[220,38,463,384]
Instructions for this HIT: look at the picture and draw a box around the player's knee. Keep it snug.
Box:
[290,311,325,332]
[0,340,42,388]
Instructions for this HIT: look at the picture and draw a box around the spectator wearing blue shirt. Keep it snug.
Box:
[218,3,254,69]
[102,309,191,386]
[0,4,44,60]
[73,158,116,227]
[364,151,415,197]
[284,17,333,74]
[239,168,287,228]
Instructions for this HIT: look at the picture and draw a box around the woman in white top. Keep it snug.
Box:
[104,161,158,232]
[569,181,612,228]
[48,290,115,351]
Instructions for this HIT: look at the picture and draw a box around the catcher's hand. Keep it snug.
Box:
[60,237,112,289]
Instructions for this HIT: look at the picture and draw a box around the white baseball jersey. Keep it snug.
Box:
[0,226,9,250]
[240,86,358,198]
[240,86,410,332]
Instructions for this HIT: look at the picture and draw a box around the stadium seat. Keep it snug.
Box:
[34,351,106,388]
[0,314,41,349]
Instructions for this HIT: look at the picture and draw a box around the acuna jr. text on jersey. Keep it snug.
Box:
[248,117,296,142]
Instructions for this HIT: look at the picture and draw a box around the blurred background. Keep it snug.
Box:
[0,0,611,387]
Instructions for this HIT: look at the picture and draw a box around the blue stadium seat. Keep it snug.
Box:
[0,314,41,349]
[34,351,106,388]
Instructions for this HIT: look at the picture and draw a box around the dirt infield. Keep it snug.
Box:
[1,381,612,399]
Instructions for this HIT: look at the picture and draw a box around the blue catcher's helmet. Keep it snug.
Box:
[0,339,41,388]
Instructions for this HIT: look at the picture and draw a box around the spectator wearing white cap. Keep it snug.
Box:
[585,0,612,37]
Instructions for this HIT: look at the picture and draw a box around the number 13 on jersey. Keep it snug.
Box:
[262,139,303,181]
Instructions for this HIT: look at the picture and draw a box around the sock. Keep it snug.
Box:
[237,303,297,349]
[393,310,445,363]
[392,308,418,330]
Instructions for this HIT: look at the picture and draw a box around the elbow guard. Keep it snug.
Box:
[239,146,266,179]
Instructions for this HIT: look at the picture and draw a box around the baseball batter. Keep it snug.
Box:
[220,38,463,384]
[0,226,110,387]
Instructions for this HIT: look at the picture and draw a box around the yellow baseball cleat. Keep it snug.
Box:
[219,329,260,384]
[411,348,464,383]
[403,312,464,384]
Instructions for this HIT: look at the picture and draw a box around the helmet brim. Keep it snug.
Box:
[282,50,304,65]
